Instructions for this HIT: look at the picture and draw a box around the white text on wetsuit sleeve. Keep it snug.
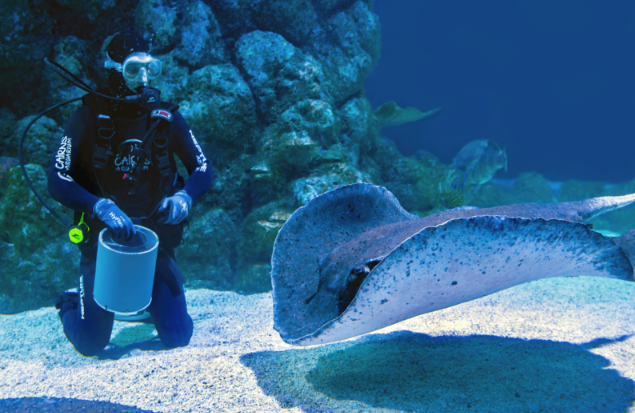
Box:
[189,130,208,172]
[55,135,74,182]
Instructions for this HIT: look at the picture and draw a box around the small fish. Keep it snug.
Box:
[452,139,507,190]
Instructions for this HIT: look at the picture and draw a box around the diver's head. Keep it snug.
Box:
[105,29,162,96]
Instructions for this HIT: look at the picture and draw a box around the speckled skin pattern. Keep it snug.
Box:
[272,183,635,344]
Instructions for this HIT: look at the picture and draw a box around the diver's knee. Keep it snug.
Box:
[64,319,112,357]
[161,331,192,348]
[72,332,111,356]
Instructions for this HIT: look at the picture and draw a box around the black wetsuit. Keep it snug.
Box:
[48,91,213,356]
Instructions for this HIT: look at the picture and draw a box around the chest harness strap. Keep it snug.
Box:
[151,108,175,196]
[125,107,178,196]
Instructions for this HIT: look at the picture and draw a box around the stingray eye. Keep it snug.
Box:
[352,266,365,275]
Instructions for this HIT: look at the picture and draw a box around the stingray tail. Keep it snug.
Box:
[572,193,635,221]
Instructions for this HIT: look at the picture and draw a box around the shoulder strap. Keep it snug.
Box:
[82,94,115,170]
[151,106,177,196]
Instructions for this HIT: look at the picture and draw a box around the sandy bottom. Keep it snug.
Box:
[1,276,635,412]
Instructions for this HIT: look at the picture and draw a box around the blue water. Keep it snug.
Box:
[365,0,635,183]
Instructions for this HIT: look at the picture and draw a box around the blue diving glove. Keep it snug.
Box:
[93,198,136,240]
[158,190,192,225]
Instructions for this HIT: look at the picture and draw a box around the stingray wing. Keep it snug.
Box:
[288,216,633,346]
[271,183,419,342]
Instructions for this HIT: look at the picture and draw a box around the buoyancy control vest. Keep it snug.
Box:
[77,90,186,255]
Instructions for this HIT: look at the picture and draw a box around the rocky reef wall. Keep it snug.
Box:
[1,0,634,313]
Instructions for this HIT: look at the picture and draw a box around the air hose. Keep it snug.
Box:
[19,57,172,242]
[18,58,142,229]
[18,97,80,228]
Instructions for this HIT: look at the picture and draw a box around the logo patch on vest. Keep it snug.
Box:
[151,109,173,122]
[114,139,151,172]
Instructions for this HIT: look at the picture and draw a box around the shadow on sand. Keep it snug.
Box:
[0,396,155,412]
[96,323,165,360]
[241,331,634,413]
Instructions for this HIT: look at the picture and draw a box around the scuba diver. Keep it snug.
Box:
[48,29,213,356]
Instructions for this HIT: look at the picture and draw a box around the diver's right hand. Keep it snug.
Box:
[93,198,136,240]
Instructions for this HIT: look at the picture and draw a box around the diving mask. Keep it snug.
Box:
[105,52,162,82]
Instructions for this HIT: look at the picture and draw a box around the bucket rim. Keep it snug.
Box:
[98,225,159,256]
[94,295,152,315]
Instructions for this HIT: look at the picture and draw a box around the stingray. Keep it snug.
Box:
[374,101,441,128]
[271,183,635,346]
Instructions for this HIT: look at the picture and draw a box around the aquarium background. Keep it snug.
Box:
[366,0,635,183]
[0,0,634,314]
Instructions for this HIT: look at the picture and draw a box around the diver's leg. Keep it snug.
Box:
[59,255,114,356]
[148,252,193,348]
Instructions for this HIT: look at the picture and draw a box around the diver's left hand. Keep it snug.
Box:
[158,190,192,225]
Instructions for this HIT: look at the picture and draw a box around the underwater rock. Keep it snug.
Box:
[44,0,116,20]
[469,181,517,208]
[314,0,374,16]
[205,0,259,41]
[378,149,447,214]
[262,125,320,173]
[0,108,17,156]
[0,1,54,115]
[202,156,252,213]
[245,159,281,207]
[237,204,294,276]
[471,172,556,209]
[311,144,355,167]
[235,31,327,123]
[292,164,368,206]
[0,157,18,193]
[0,165,74,313]
[45,36,94,121]
[261,100,338,172]
[512,172,556,204]
[339,96,381,159]
[13,116,63,169]
[177,207,237,290]
[150,52,191,104]
[254,0,319,46]
[374,101,441,129]
[135,0,180,53]
[179,64,257,149]
[234,263,273,294]
[271,183,635,345]
[311,1,381,103]
[559,180,609,202]
[173,0,229,69]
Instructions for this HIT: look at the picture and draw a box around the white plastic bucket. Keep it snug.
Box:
[94,225,159,315]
